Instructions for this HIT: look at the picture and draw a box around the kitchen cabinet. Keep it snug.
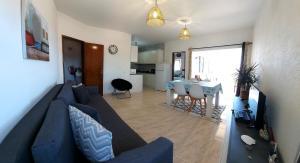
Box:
[156,49,164,64]
[130,74,143,92]
[138,49,164,64]
[143,74,156,89]
[130,46,138,62]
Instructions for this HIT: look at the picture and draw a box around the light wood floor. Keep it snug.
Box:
[104,89,229,163]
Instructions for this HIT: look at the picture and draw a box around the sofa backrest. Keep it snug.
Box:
[31,100,78,163]
[56,82,76,106]
[0,85,63,163]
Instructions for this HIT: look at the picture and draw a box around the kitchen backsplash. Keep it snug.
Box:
[131,63,156,74]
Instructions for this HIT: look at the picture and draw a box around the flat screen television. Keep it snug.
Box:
[248,85,267,129]
[234,85,266,129]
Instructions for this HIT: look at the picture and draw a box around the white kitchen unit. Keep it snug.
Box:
[130,46,138,62]
[155,64,171,91]
[143,74,156,89]
[130,74,143,93]
[156,49,164,64]
[138,49,164,64]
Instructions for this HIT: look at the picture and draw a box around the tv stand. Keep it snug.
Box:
[227,97,282,163]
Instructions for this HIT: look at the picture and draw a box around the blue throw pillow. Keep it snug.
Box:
[69,105,115,162]
[72,103,101,124]
[72,85,91,104]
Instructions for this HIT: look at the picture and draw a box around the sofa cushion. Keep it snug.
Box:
[87,95,147,155]
[72,85,91,104]
[72,103,101,124]
[56,83,76,105]
[69,106,115,162]
[31,100,76,163]
[104,137,173,163]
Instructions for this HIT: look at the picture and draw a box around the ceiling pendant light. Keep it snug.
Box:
[179,24,191,40]
[146,0,165,27]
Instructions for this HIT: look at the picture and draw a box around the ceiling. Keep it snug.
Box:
[54,0,263,44]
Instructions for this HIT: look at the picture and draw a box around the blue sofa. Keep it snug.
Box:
[0,84,173,163]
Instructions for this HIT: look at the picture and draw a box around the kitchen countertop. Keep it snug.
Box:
[130,74,143,75]
[136,72,155,75]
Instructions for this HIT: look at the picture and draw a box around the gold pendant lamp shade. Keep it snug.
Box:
[179,26,191,40]
[146,0,165,27]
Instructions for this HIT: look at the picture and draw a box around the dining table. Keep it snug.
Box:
[166,80,223,118]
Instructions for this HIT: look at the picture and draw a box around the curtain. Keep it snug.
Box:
[188,48,192,79]
[235,42,253,96]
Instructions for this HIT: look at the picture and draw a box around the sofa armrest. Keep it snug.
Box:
[86,86,99,95]
[105,137,173,163]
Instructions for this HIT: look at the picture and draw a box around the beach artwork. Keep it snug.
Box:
[22,0,50,61]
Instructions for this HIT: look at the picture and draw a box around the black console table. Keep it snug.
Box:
[227,98,282,163]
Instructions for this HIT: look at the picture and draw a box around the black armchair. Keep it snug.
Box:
[111,78,133,98]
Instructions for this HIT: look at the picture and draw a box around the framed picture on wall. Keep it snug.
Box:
[21,0,50,61]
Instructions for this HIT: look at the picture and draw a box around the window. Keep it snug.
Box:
[190,47,242,101]
[190,47,242,82]
[174,59,182,71]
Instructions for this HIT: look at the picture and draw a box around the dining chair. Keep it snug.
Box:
[173,82,190,110]
[188,84,207,116]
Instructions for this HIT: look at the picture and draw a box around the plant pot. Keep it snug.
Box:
[240,89,250,100]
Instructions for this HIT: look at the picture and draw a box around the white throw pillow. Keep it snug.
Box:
[68,105,114,162]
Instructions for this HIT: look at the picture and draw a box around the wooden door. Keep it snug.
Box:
[83,43,104,95]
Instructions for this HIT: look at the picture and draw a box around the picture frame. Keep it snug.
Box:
[21,0,50,61]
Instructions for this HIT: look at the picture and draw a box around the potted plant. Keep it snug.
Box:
[235,64,258,100]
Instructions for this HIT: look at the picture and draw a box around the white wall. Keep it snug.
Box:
[0,0,59,142]
[251,0,300,162]
[57,13,131,94]
[164,28,253,79]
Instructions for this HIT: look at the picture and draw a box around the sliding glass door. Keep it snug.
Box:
[190,47,242,104]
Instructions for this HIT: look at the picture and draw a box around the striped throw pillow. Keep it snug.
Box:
[69,105,114,162]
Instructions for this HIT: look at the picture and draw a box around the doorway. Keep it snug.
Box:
[62,36,104,95]
[62,36,83,83]
[172,52,186,80]
[190,47,242,106]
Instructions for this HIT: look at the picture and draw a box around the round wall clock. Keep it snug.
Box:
[108,44,118,55]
